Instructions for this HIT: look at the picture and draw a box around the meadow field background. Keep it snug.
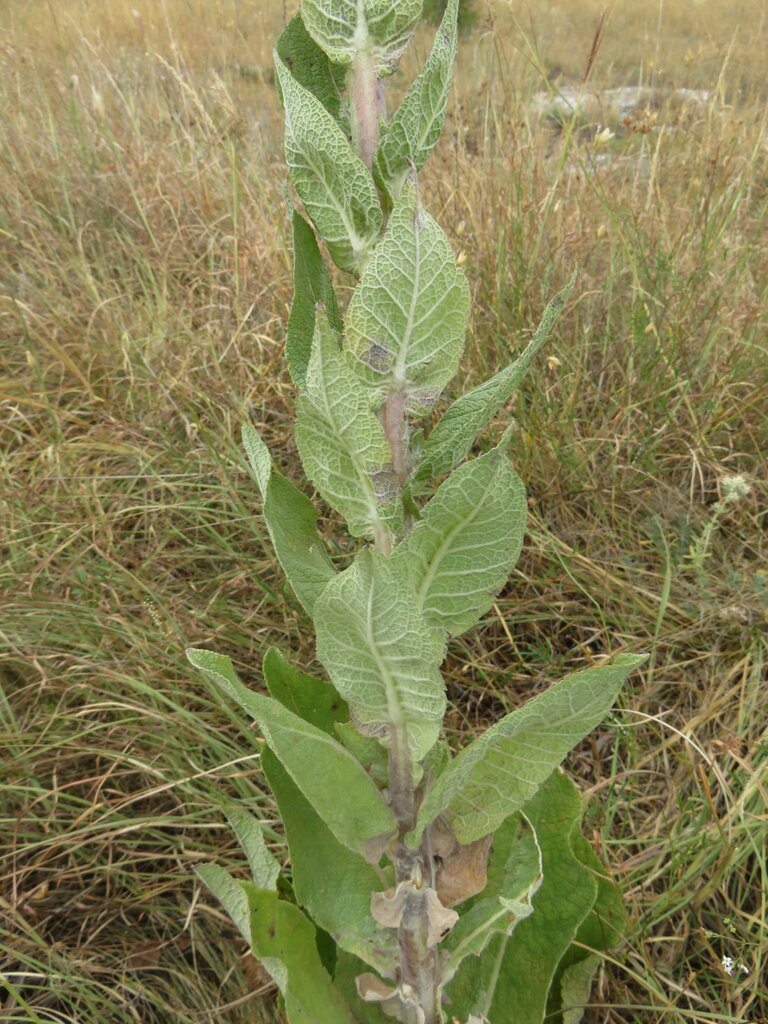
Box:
[1,1,766,1021]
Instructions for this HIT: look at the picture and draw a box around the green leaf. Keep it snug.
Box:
[186,649,397,861]
[242,424,336,615]
[276,14,346,119]
[392,444,526,637]
[275,56,382,273]
[545,831,625,1024]
[249,887,359,1024]
[410,653,647,845]
[558,955,602,1024]
[263,646,348,734]
[416,274,576,482]
[314,549,446,762]
[334,721,389,784]
[345,180,470,410]
[374,0,459,197]
[295,314,401,540]
[286,209,343,389]
[300,0,423,71]
[224,805,281,891]
[442,813,542,973]
[262,746,397,977]
[196,863,255,945]
[444,772,598,1024]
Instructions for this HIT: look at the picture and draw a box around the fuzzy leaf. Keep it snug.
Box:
[411,654,647,845]
[545,830,625,1023]
[186,649,397,861]
[286,208,343,389]
[392,444,526,637]
[416,275,575,482]
[444,773,600,1024]
[374,0,459,197]
[249,887,359,1024]
[262,746,397,977]
[335,721,390,783]
[242,424,336,615]
[314,549,446,762]
[276,14,346,119]
[263,646,349,734]
[296,315,401,539]
[300,0,422,71]
[275,57,382,273]
[196,864,255,945]
[442,814,542,972]
[346,181,470,409]
[224,805,281,892]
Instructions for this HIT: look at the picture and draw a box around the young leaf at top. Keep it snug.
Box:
[286,208,343,389]
[224,804,281,892]
[345,180,470,410]
[186,649,397,862]
[242,424,335,615]
[300,0,423,72]
[295,314,402,540]
[445,772,600,1024]
[275,57,382,274]
[392,442,526,637]
[314,549,447,763]
[374,0,459,199]
[250,887,359,1024]
[410,653,647,846]
[415,274,576,483]
[262,746,397,978]
[276,14,346,120]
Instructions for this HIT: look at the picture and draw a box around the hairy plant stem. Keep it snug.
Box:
[388,731,441,1024]
[349,47,380,170]
[383,389,411,486]
[348,42,439,1023]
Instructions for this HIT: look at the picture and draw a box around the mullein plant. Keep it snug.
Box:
[187,2,646,1021]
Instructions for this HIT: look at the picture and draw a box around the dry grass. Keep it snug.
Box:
[1,1,766,1022]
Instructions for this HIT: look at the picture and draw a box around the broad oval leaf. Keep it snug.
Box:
[286,207,344,389]
[242,424,336,615]
[300,0,422,72]
[275,56,382,273]
[445,772,599,1024]
[392,444,526,637]
[374,0,459,198]
[416,274,575,483]
[346,181,470,409]
[314,549,447,763]
[186,648,397,862]
[410,653,647,845]
[296,314,402,540]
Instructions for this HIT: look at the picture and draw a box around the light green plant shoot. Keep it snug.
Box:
[188,3,646,1022]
